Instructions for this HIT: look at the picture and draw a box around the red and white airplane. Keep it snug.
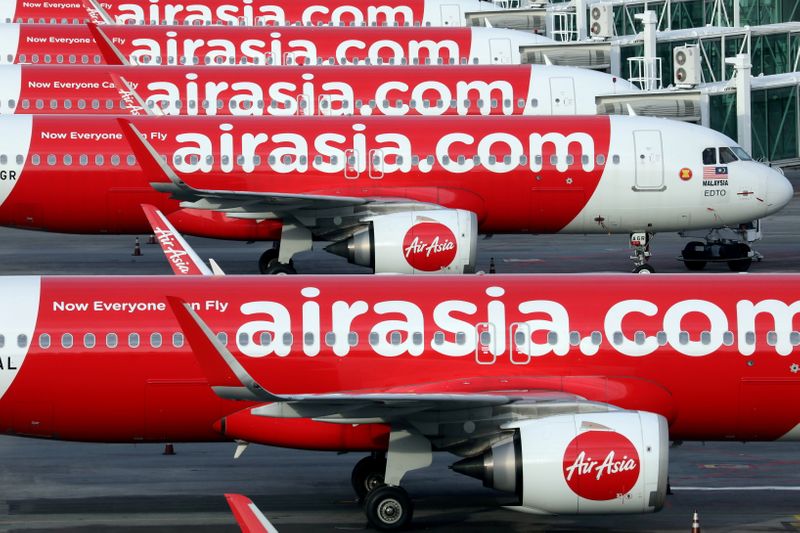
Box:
[4,0,493,27]
[0,114,791,273]
[0,63,636,117]
[0,271,798,529]
[0,22,549,66]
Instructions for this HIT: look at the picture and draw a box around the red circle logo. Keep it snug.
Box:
[402,221,457,271]
[680,168,693,180]
[562,430,640,501]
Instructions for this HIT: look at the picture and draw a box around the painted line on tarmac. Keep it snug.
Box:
[672,486,800,491]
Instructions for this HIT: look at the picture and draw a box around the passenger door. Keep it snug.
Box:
[549,77,576,114]
[633,130,664,190]
[439,4,463,26]
[489,38,513,64]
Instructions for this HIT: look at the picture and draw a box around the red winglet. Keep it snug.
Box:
[165,296,242,390]
[225,494,278,533]
[86,22,127,65]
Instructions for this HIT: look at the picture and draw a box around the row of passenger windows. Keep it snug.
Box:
[15,152,617,169]
[9,18,437,26]
[2,329,797,350]
[2,97,543,112]
[7,54,478,66]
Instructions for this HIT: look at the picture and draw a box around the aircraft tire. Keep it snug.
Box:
[264,262,296,275]
[258,248,279,274]
[364,485,413,531]
[723,243,752,272]
[633,264,655,274]
[351,456,387,500]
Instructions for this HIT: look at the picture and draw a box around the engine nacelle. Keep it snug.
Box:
[452,411,668,514]
[326,209,477,274]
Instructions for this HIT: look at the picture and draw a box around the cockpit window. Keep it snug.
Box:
[731,146,752,161]
[719,147,738,164]
[702,147,717,165]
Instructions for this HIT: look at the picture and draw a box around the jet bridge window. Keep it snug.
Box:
[702,148,717,165]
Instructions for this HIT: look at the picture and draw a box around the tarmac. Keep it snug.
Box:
[0,172,799,532]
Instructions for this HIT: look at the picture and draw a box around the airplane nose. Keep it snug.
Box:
[765,168,794,214]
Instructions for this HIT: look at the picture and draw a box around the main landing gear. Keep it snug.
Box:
[630,232,655,274]
[350,429,431,530]
[679,222,762,272]
[258,222,312,275]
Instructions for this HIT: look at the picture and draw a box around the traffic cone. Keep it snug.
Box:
[132,237,143,256]
[691,510,700,533]
[489,257,496,274]
[147,234,157,245]
[163,443,175,455]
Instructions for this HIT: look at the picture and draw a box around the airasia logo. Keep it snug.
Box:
[402,221,457,271]
[562,430,640,501]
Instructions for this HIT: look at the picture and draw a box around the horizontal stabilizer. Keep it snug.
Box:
[141,204,216,276]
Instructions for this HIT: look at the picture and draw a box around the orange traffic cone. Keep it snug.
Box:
[132,237,142,256]
[163,443,175,455]
[147,234,157,245]
[489,257,496,274]
[691,510,700,533]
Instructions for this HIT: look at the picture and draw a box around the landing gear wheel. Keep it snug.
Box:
[264,262,296,275]
[682,241,707,271]
[258,248,279,274]
[351,455,387,500]
[725,243,752,272]
[633,264,655,274]
[364,486,413,531]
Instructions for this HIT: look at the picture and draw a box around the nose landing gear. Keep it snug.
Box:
[630,232,655,273]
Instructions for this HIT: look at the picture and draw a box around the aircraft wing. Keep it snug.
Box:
[167,297,613,454]
[118,120,443,241]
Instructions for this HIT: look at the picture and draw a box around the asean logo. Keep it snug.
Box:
[402,220,457,271]
[679,168,693,180]
[562,430,640,500]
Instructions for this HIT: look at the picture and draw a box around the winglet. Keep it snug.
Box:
[225,494,279,533]
[110,74,161,116]
[141,204,218,276]
[117,119,193,194]
[165,296,280,402]
[82,0,113,24]
[86,22,130,65]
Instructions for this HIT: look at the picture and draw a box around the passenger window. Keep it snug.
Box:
[719,147,737,164]
[84,333,95,348]
[514,330,526,346]
[433,331,444,345]
[17,334,27,348]
[634,331,645,345]
[106,333,118,348]
[128,332,140,348]
[31,154,40,165]
[62,333,73,349]
[282,332,292,346]
[259,332,272,346]
[238,332,250,346]
[456,332,466,345]
[325,332,336,346]
[390,331,401,345]
[612,331,623,345]
[39,333,50,349]
[657,331,667,345]
[0,334,4,348]
[547,331,558,345]
[745,331,755,345]
[612,155,620,164]
[702,147,717,165]
[63,154,72,166]
[151,332,162,348]
[95,154,104,166]
[679,331,689,345]
[304,332,315,346]
[80,154,88,166]
[369,332,379,346]
[217,332,227,346]
[723,331,734,346]
[701,331,711,345]
[172,332,184,348]
[47,154,56,165]
[590,331,602,345]
[767,331,778,346]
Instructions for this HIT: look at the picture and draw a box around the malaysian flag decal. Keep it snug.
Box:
[703,166,728,178]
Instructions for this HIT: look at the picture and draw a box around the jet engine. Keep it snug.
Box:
[451,411,668,514]
[326,209,477,274]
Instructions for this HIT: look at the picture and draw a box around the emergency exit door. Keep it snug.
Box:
[633,130,664,190]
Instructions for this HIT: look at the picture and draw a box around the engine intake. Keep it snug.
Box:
[326,209,477,274]
[452,411,669,514]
